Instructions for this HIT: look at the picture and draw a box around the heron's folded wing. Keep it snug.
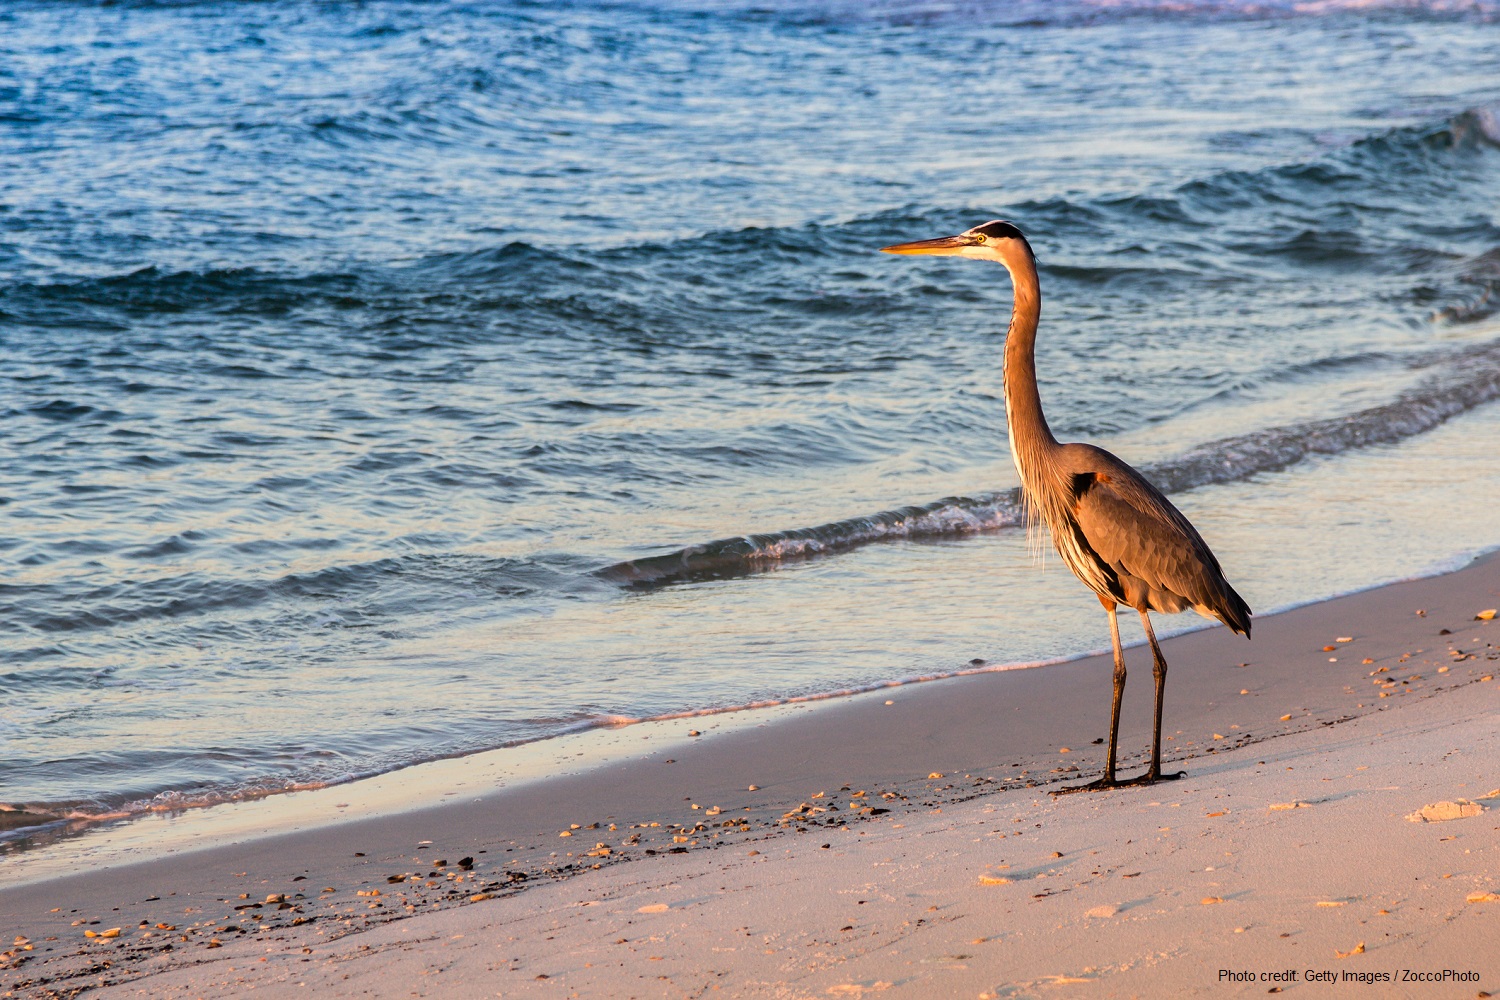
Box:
[1073,474,1224,608]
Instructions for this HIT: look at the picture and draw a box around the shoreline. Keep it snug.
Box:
[2,549,1497,996]
[6,540,1493,882]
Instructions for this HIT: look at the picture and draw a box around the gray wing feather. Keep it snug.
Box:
[1066,445,1251,633]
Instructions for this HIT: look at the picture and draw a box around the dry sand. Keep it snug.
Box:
[3,551,1498,999]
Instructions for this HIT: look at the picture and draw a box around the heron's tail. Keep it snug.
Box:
[1216,583,1253,638]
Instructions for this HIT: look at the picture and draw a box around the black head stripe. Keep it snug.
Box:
[974,220,1025,241]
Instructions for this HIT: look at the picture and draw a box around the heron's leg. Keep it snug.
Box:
[1055,598,1127,795]
[1132,609,1185,783]
[1103,601,1126,781]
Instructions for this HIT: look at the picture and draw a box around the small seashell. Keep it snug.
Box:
[1405,800,1485,823]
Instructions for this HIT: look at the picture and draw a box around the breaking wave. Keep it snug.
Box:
[604,334,1500,586]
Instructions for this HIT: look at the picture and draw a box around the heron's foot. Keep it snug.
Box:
[1116,768,1187,787]
[1051,768,1186,795]
[1051,775,1125,796]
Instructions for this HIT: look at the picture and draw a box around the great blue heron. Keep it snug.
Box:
[882,220,1251,791]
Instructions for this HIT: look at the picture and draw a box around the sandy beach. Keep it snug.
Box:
[9,3,1500,998]
[2,551,1497,998]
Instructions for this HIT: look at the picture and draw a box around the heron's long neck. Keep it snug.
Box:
[1000,249,1061,508]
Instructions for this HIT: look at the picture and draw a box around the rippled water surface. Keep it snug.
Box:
[5,0,1500,836]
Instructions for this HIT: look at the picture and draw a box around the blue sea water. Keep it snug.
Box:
[4,0,1500,840]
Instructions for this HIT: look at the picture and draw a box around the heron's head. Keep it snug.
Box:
[880,219,1033,265]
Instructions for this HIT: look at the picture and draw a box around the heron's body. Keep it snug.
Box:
[883,220,1250,790]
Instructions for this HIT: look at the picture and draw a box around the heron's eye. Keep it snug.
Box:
[972,234,987,244]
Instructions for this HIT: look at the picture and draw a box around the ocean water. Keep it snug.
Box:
[4,0,1500,842]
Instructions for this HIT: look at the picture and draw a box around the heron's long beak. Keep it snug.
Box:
[879,234,976,256]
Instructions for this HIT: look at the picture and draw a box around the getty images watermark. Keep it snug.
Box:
[1219,968,1483,987]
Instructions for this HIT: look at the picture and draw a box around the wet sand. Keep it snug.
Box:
[3,550,1498,998]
